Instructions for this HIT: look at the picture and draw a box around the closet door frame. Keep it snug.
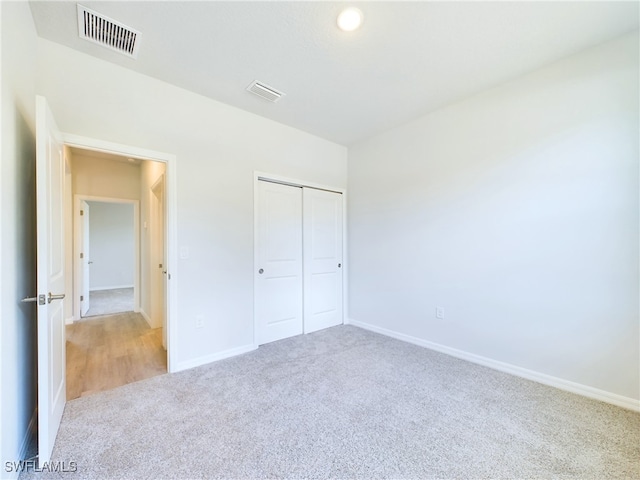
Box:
[253,171,347,348]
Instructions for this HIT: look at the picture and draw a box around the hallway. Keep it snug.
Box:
[66,312,166,400]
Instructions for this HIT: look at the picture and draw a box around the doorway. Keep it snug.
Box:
[63,145,171,399]
[35,97,178,462]
[75,198,138,319]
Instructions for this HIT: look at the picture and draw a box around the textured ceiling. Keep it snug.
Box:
[29,1,639,146]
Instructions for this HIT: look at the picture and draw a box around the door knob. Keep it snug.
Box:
[258,268,264,274]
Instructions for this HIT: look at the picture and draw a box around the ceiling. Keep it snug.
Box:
[29,1,639,146]
[68,147,142,164]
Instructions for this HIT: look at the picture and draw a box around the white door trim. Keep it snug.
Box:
[62,133,178,373]
[73,195,140,320]
[253,171,348,348]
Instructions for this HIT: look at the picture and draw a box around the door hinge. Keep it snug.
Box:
[80,252,84,259]
[80,210,84,216]
[80,295,84,301]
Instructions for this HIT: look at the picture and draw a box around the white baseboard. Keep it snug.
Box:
[174,344,257,373]
[18,409,36,460]
[347,318,640,412]
[3,410,37,479]
[139,309,153,328]
[89,284,134,292]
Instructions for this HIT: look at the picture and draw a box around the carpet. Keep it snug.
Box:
[83,288,134,318]
[19,325,639,479]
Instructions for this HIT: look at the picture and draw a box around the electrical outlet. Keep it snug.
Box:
[436,307,445,319]
[195,315,204,329]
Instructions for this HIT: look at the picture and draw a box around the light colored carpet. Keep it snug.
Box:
[83,288,134,317]
[20,325,639,479]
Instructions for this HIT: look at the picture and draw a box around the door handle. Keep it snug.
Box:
[88,261,93,264]
[22,294,46,305]
[48,292,66,304]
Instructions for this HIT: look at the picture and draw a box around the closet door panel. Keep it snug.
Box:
[303,188,343,334]
[255,181,303,345]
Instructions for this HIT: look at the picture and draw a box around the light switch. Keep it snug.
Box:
[179,246,189,259]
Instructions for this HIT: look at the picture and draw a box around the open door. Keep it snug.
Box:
[35,96,67,463]
[80,200,91,316]
[151,176,167,349]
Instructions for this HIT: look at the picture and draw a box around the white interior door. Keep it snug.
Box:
[35,96,66,464]
[255,181,303,345]
[151,177,166,348]
[80,200,90,316]
[303,187,343,334]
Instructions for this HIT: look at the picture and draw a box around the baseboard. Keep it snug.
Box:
[174,344,257,373]
[89,285,134,292]
[18,409,37,460]
[347,318,640,412]
[139,309,153,328]
[2,410,37,480]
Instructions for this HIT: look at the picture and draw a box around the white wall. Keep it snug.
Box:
[348,32,639,403]
[0,1,38,474]
[72,154,141,200]
[37,39,348,370]
[87,201,135,290]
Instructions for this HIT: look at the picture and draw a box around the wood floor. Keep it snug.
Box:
[66,312,167,400]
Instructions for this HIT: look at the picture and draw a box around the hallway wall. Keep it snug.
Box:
[88,201,135,291]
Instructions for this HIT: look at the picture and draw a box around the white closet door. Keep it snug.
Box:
[303,187,343,334]
[255,181,303,345]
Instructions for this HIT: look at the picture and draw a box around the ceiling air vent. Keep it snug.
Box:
[246,81,285,103]
[77,4,141,58]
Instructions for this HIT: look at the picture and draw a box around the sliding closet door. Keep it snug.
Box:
[255,181,303,345]
[303,187,343,334]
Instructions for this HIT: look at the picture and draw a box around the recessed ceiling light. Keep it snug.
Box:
[337,7,363,32]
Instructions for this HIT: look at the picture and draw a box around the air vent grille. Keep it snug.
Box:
[246,81,285,103]
[77,4,141,58]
